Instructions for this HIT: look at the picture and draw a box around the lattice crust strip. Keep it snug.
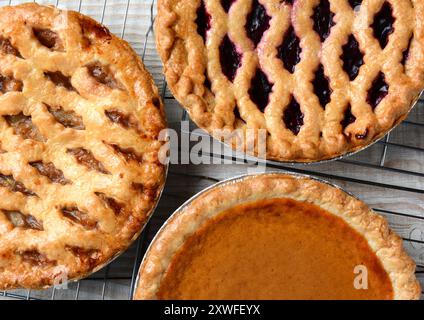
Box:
[0,3,167,289]
[156,0,424,161]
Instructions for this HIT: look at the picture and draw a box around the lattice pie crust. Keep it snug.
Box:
[0,3,167,289]
[156,0,424,162]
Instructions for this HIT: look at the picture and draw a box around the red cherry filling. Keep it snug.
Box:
[283,96,304,135]
[245,0,271,48]
[196,1,211,43]
[367,72,389,109]
[221,0,236,13]
[248,68,273,112]
[277,26,302,74]
[371,2,394,49]
[233,105,245,122]
[341,35,364,81]
[312,64,332,109]
[312,0,336,43]
[219,35,242,82]
[341,104,356,130]
[282,0,293,4]
[348,0,362,10]
[356,129,368,140]
[204,75,212,91]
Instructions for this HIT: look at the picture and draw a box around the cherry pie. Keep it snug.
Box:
[0,4,167,289]
[156,0,424,162]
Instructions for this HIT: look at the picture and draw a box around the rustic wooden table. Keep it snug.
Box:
[1,0,423,300]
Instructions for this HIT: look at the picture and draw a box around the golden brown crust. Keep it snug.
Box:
[0,3,167,289]
[134,173,421,300]
[155,0,424,162]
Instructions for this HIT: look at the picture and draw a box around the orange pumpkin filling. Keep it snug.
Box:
[157,198,394,300]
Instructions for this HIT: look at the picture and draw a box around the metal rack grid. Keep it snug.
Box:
[0,0,423,300]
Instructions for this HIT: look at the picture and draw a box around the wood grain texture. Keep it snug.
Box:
[1,0,423,300]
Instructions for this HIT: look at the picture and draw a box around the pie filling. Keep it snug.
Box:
[195,0,397,136]
[157,198,394,300]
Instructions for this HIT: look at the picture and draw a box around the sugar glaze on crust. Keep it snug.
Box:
[134,173,421,300]
[155,0,424,162]
[0,3,167,289]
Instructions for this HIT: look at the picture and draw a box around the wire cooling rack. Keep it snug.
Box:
[1,0,423,300]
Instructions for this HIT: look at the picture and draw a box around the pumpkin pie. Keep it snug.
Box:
[134,173,421,300]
